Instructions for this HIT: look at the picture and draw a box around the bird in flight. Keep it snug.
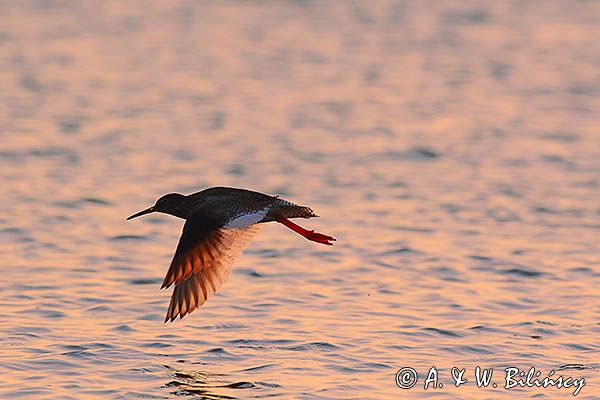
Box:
[127,187,335,322]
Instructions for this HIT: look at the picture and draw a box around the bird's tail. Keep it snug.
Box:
[270,199,318,219]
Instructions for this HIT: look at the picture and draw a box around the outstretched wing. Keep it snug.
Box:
[162,211,261,322]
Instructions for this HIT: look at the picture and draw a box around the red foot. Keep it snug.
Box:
[277,218,336,246]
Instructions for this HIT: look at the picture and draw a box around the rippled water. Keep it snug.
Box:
[1,1,599,399]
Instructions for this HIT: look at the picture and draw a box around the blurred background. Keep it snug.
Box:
[0,1,599,399]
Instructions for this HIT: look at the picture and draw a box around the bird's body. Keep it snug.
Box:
[127,187,335,322]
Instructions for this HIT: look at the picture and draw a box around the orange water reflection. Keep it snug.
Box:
[1,1,599,399]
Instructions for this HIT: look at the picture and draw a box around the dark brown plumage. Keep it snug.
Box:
[127,187,335,322]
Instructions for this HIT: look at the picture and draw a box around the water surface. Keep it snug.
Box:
[1,1,599,398]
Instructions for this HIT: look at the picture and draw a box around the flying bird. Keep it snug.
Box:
[127,186,335,322]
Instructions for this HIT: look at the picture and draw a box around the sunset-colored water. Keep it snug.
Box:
[1,1,599,399]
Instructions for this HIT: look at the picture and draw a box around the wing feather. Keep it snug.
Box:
[164,225,260,322]
[161,213,222,289]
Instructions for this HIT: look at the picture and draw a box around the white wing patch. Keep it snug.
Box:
[224,207,269,228]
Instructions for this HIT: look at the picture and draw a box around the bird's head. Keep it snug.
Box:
[127,193,189,220]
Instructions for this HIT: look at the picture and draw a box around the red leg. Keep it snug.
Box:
[276,218,336,246]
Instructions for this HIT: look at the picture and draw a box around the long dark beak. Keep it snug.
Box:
[127,206,155,220]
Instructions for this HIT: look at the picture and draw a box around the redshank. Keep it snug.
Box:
[127,186,335,322]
